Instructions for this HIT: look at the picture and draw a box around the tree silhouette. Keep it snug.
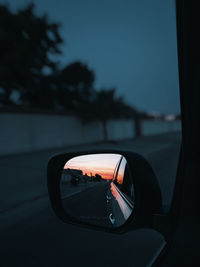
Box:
[0,3,62,107]
[56,61,95,111]
[79,88,134,141]
[23,74,56,109]
[0,3,142,140]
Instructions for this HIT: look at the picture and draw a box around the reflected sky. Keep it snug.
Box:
[64,153,122,180]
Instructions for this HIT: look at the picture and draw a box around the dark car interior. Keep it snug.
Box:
[1,0,200,266]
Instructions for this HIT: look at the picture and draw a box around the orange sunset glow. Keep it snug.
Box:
[64,154,122,180]
[117,171,123,184]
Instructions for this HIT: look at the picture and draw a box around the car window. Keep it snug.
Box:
[0,0,180,266]
[116,157,126,185]
[113,157,121,181]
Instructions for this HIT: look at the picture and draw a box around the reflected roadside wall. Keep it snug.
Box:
[0,113,181,156]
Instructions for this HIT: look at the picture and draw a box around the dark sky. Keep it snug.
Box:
[1,0,180,114]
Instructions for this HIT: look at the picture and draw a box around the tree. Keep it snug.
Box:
[0,3,62,107]
[24,74,56,109]
[123,106,142,138]
[55,61,95,111]
[78,88,143,140]
[78,88,133,141]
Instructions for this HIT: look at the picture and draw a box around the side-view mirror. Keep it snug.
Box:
[47,150,163,233]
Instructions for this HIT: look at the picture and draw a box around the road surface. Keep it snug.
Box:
[0,131,181,267]
[62,182,112,227]
[62,181,133,228]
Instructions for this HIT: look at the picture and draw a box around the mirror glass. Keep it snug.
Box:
[60,153,135,228]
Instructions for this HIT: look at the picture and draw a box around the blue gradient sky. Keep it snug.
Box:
[1,0,180,114]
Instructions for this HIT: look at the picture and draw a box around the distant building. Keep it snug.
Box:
[61,168,83,183]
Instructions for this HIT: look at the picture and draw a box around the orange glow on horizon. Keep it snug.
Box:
[65,165,115,180]
[64,154,122,180]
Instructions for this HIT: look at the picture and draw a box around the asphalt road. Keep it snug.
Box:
[0,131,181,267]
[62,182,112,227]
[62,181,132,228]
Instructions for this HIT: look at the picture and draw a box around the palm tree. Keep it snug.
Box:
[78,88,139,141]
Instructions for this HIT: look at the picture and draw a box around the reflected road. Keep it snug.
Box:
[62,181,134,228]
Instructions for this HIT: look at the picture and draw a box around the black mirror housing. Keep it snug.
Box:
[47,150,162,233]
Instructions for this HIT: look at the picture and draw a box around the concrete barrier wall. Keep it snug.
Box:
[0,113,181,156]
[142,120,181,136]
[107,119,134,140]
[0,113,134,155]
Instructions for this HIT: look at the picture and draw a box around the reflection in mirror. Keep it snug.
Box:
[60,154,135,228]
